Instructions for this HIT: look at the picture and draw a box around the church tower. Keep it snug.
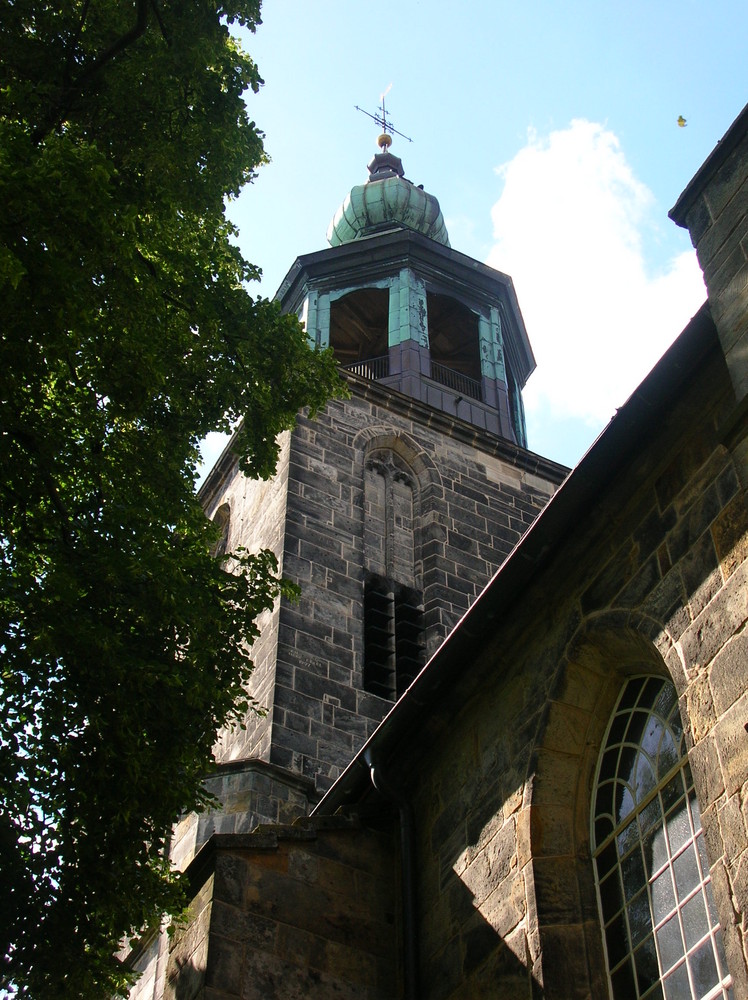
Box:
[172,129,567,869]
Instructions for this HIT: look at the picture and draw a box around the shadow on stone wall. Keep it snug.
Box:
[170,955,204,1000]
[421,861,541,1000]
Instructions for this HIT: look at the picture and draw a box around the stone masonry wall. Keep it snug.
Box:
[163,818,398,1000]
[127,872,214,1000]
[167,434,298,873]
[268,382,565,795]
[183,376,561,874]
[405,332,748,998]
[204,430,292,766]
[674,107,748,406]
[169,760,316,875]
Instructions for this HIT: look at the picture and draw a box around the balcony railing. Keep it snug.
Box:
[429,361,482,400]
[342,355,483,403]
[342,355,390,380]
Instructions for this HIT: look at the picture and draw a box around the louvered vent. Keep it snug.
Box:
[364,575,424,701]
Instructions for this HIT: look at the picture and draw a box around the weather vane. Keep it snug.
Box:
[355,89,413,145]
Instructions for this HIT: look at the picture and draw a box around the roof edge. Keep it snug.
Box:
[198,369,569,504]
[670,102,748,227]
[274,229,537,382]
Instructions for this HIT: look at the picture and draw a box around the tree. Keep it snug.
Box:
[0,1,342,995]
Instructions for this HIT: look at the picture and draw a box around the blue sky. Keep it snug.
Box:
[204,0,747,471]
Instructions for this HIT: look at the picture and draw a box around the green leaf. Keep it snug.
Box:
[0,1,343,995]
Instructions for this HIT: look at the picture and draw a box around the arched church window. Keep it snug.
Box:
[329,287,389,370]
[592,676,732,999]
[211,503,231,558]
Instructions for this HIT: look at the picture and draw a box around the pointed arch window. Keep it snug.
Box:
[211,503,231,558]
[362,446,425,700]
[592,676,732,1000]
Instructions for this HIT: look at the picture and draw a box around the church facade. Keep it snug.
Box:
[129,104,748,1000]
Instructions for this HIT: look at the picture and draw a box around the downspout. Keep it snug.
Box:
[367,755,420,1000]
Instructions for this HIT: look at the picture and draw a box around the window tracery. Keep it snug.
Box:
[592,676,732,1000]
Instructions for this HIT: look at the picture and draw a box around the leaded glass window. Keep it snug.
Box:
[592,676,732,999]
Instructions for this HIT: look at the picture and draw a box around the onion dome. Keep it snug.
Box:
[327,134,450,247]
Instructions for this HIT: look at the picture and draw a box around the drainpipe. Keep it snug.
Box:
[367,755,420,1000]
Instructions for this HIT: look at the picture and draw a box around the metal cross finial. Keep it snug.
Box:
[355,94,413,144]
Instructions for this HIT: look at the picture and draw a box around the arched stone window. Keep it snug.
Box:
[592,676,732,999]
[211,503,231,558]
[364,452,417,586]
[361,444,425,700]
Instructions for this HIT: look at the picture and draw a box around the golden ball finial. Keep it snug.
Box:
[377,132,392,150]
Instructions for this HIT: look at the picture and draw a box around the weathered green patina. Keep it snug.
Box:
[327,168,450,247]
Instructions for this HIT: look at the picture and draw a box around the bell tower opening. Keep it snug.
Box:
[329,287,389,368]
[427,292,482,397]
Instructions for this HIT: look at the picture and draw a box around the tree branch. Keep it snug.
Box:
[4,426,76,546]
[62,0,93,91]
[34,0,152,143]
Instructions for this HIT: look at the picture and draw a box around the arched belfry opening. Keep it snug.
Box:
[427,292,482,396]
[329,287,389,368]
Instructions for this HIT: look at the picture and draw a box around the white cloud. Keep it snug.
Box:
[487,121,706,438]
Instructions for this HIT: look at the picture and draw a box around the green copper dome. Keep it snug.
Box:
[327,140,450,248]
